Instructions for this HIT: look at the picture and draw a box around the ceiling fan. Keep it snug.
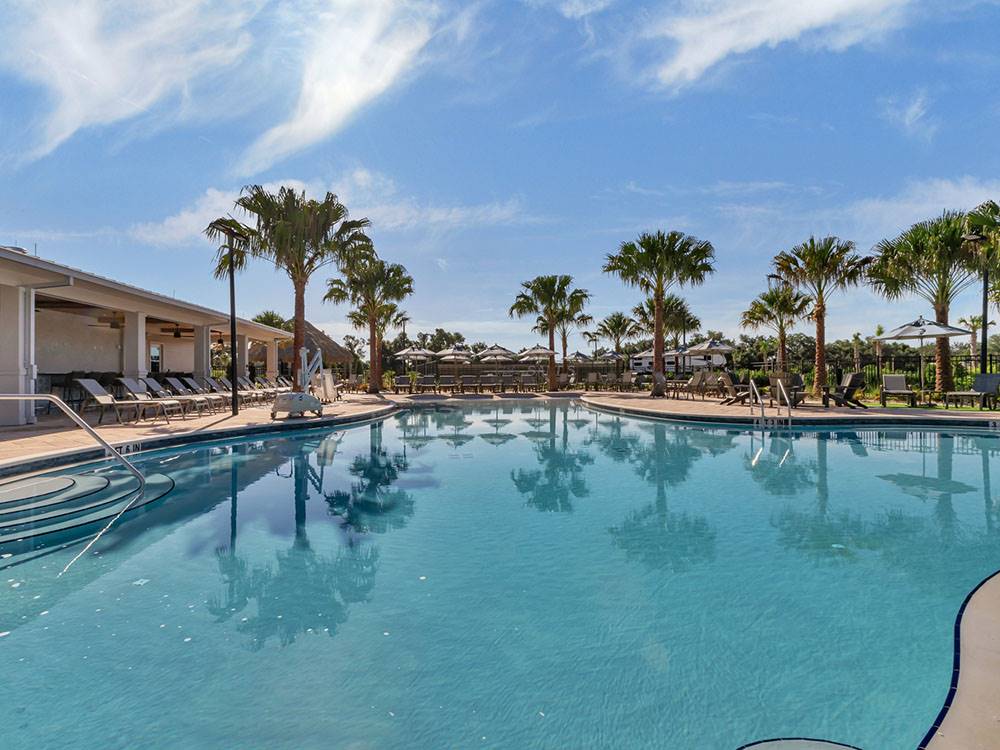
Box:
[161,324,194,338]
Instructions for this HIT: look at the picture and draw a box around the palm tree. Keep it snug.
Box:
[509,275,589,390]
[533,288,593,370]
[633,295,701,348]
[873,324,885,361]
[325,255,414,393]
[773,236,869,395]
[605,231,715,382]
[959,315,993,357]
[219,185,371,388]
[595,312,641,354]
[252,310,293,331]
[869,212,976,391]
[851,331,863,372]
[739,285,812,373]
[967,201,1000,363]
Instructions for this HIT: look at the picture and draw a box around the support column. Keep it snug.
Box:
[266,339,279,380]
[0,284,34,425]
[122,311,147,379]
[194,326,212,378]
[235,334,249,378]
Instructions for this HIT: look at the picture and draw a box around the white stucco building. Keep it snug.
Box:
[0,245,289,425]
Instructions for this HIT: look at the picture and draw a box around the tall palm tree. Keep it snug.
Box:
[595,312,641,354]
[873,324,885,361]
[509,275,589,390]
[959,315,992,357]
[739,285,812,373]
[212,186,371,388]
[869,212,976,391]
[633,295,701,349]
[773,236,869,395]
[533,288,593,369]
[325,255,414,393]
[604,231,715,382]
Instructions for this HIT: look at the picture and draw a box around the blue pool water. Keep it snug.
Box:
[3,402,1000,749]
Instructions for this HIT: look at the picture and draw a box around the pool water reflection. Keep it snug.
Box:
[2,403,999,749]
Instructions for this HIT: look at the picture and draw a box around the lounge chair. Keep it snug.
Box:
[879,374,916,407]
[459,375,480,394]
[438,375,457,394]
[944,373,1000,410]
[823,372,868,409]
[257,376,291,394]
[118,377,187,419]
[75,378,170,424]
[768,374,806,408]
[481,374,498,393]
[393,375,411,394]
[165,376,226,411]
[718,373,752,406]
[415,375,437,394]
[584,372,600,391]
[557,373,570,390]
[619,372,635,392]
[196,376,247,407]
[521,373,540,392]
[140,376,212,416]
[678,371,706,400]
[223,376,268,404]
[239,376,277,400]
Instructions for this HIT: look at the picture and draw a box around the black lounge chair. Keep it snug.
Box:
[415,375,437,394]
[117,377,187,419]
[718,373,751,405]
[768,374,806,408]
[393,375,411,394]
[459,375,480,394]
[879,374,916,407]
[944,373,1000,410]
[822,372,868,409]
[438,375,457,394]
[173,377,228,410]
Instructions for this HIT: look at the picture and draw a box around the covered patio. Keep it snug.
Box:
[0,245,290,426]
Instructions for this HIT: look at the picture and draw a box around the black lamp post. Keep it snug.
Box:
[964,231,990,374]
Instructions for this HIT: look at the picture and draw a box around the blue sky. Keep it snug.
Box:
[1,0,999,351]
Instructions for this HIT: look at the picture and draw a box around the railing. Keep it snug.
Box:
[775,379,793,427]
[748,380,765,419]
[0,394,146,575]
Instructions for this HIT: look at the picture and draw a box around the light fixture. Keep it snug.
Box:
[173,324,182,339]
[218,335,225,347]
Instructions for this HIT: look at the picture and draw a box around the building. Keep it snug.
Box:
[0,245,290,425]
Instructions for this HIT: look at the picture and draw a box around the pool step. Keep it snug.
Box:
[0,471,175,554]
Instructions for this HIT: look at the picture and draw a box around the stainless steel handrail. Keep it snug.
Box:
[775,380,793,427]
[748,380,765,419]
[0,394,146,574]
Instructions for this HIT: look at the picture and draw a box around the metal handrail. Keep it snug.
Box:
[775,379,793,427]
[0,394,146,574]
[748,380,765,418]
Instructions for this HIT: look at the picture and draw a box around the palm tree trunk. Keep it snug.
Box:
[653,292,664,377]
[547,323,557,391]
[561,330,568,374]
[813,298,826,396]
[368,318,380,393]
[777,327,787,373]
[292,278,306,391]
[935,305,953,392]
[970,330,978,358]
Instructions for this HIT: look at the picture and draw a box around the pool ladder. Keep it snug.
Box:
[746,380,793,428]
[0,394,146,575]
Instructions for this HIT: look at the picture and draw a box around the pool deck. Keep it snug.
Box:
[0,393,397,476]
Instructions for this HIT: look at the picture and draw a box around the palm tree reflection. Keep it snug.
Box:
[209,424,412,648]
[511,405,594,512]
[608,422,716,572]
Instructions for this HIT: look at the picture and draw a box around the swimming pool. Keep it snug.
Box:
[2,402,998,749]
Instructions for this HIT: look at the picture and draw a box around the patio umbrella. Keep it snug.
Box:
[480,432,517,446]
[518,345,557,362]
[477,344,516,358]
[478,353,513,364]
[686,340,734,355]
[566,351,592,363]
[395,346,434,361]
[436,345,472,364]
[878,317,971,393]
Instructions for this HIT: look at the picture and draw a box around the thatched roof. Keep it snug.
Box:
[249,321,353,364]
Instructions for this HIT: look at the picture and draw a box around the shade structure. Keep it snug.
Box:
[566,351,592,363]
[395,346,435,361]
[519,345,557,362]
[878,316,971,393]
[686,339,734,355]
[478,353,513,364]
[480,432,517,446]
[436,345,473,363]
[599,351,624,361]
[477,344,516,359]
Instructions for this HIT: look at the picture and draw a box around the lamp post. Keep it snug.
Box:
[964,231,989,374]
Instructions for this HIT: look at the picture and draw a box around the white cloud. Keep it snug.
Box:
[0,0,254,160]
[880,89,938,141]
[641,0,912,89]
[525,0,614,19]
[131,168,533,246]
[237,1,441,175]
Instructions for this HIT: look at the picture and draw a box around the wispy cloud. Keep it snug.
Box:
[525,0,614,19]
[238,1,442,175]
[879,88,938,141]
[131,168,536,246]
[638,0,912,89]
[0,0,255,161]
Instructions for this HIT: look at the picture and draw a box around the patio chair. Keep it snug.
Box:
[257,376,291,394]
[393,375,412,394]
[718,373,752,406]
[822,372,868,409]
[943,373,1000,410]
[481,374,498,393]
[415,375,437,394]
[238,376,276,401]
[166,376,227,411]
[141,376,212,416]
[521,373,539,392]
[879,374,916,407]
[196,376,250,407]
[75,378,170,424]
[619,372,635,392]
[585,372,600,391]
[459,375,480,394]
[768,374,806,408]
[222,376,267,404]
[118,377,186,419]
[438,375,457,394]
[678,371,706,400]
[556,373,570,390]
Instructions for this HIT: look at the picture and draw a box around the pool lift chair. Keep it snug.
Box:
[272,348,326,419]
